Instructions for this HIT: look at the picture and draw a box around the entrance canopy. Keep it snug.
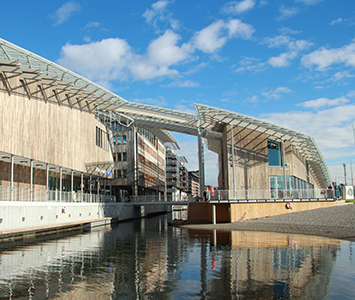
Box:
[0,38,332,188]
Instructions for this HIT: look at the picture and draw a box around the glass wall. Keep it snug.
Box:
[269,175,314,199]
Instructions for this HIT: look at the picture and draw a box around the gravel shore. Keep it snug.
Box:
[181,203,355,242]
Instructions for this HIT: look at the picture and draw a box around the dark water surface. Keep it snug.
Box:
[0,212,354,299]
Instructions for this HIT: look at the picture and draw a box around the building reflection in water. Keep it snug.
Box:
[0,213,349,299]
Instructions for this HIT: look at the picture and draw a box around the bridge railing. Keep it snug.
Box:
[206,188,335,202]
[129,194,191,203]
[0,185,116,203]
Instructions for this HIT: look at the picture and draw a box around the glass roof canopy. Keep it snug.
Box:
[0,38,332,188]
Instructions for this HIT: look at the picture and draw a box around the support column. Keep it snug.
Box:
[230,123,236,199]
[198,125,205,201]
[10,155,14,201]
[30,160,33,202]
[71,170,74,202]
[133,127,138,197]
[212,204,216,225]
[89,175,92,203]
[281,138,287,196]
[59,167,62,202]
[104,178,106,201]
[81,172,83,202]
[46,164,49,194]
[89,175,92,194]
[97,176,100,201]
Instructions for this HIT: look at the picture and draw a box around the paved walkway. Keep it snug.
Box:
[182,203,355,242]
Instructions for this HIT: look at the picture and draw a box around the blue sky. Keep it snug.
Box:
[1,0,355,186]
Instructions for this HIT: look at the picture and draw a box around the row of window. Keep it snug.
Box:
[139,155,165,176]
[270,175,314,190]
[139,140,158,159]
[114,169,128,178]
[114,152,127,162]
[113,135,127,145]
[139,171,165,186]
[96,127,109,151]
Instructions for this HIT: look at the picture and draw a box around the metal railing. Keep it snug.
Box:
[206,188,335,202]
[0,185,116,203]
[130,194,191,203]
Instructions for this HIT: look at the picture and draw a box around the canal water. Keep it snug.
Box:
[0,212,354,299]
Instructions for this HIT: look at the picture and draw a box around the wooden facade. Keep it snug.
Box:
[0,69,112,190]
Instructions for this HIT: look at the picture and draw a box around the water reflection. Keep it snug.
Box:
[0,212,353,299]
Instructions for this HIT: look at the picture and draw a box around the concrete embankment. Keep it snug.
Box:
[0,201,171,241]
[182,203,355,242]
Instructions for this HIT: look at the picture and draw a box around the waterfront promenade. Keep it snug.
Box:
[183,203,355,242]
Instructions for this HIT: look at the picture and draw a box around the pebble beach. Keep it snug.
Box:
[182,203,355,242]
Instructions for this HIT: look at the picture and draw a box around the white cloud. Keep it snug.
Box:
[58,30,193,84]
[221,0,255,14]
[235,57,266,72]
[269,52,297,67]
[57,38,132,87]
[278,5,299,19]
[246,95,259,103]
[298,97,350,109]
[192,19,254,53]
[262,87,292,100]
[51,2,80,25]
[147,30,191,66]
[84,22,101,29]
[346,90,355,98]
[143,0,180,31]
[192,20,228,53]
[332,71,354,82]
[263,35,291,48]
[330,18,343,26]
[58,18,254,84]
[296,0,324,5]
[301,41,355,71]
[164,80,200,87]
[268,39,313,67]
[132,97,168,107]
[227,19,255,39]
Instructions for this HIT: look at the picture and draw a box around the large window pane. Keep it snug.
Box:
[268,139,281,166]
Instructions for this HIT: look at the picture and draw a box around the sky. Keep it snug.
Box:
[1,0,355,186]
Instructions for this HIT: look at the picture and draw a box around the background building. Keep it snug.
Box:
[188,171,200,199]
[165,148,189,201]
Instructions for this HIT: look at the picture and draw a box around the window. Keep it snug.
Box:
[95,126,109,151]
[123,135,127,144]
[117,136,121,145]
[122,169,127,178]
[114,170,122,178]
[117,153,122,161]
[268,139,281,166]
[113,136,116,145]
[123,152,127,161]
